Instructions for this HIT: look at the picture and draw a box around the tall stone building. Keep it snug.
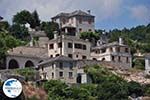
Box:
[52,10,95,38]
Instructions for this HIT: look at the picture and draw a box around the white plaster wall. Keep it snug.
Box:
[48,38,91,60]
[145,59,150,75]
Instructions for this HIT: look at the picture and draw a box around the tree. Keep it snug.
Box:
[9,23,29,40]
[13,10,32,25]
[31,10,40,28]
[0,21,10,31]
[127,81,143,98]
[40,21,59,39]
[80,32,101,45]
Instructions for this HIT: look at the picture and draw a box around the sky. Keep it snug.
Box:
[0,0,150,30]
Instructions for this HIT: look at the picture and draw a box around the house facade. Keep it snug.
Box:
[52,10,95,38]
[38,56,100,84]
[91,38,132,68]
[47,33,91,59]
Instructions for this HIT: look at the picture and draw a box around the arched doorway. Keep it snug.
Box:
[25,60,34,67]
[8,59,19,69]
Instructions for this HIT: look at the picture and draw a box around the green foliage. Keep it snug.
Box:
[30,10,41,28]
[133,58,145,70]
[80,31,101,44]
[13,10,32,25]
[127,81,143,97]
[108,24,150,54]
[16,68,36,81]
[0,21,10,31]
[40,21,59,39]
[0,31,25,58]
[9,23,29,40]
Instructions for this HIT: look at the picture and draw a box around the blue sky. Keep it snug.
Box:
[0,0,149,30]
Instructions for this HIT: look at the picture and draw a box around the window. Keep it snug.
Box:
[93,58,97,60]
[126,57,129,63]
[69,72,73,78]
[88,29,92,32]
[58,42,62,48]
[69,62,73,69]
[68,42,72,48]
[49,44,54,49]
[52,63,54,69]
[52,72,54,78]
[82,56,87,59]
[59,62,63,69]
[79,28,82,32]
[101,58,105,61]
[68,54,73,58]
[56,54,59,57]
[116,47,120,52]
[118,56,121,62]
[50,55,53,58]
[112,56,115,62]
[59,72,63,77]
[101,48,106,53]
[76,55,78,58]
[75,43,82,49]
[125,48,128,53]
[83,45,86,50]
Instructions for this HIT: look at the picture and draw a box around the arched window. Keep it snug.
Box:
[101,58,105,61]
[8,59,19,69]
[93,58,97,60]
[25,60,34,67]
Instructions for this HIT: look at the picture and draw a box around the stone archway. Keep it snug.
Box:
[25,60,34,67]
[8,59,19,69]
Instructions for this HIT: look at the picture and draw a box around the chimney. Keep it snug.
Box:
[119,37,124,45]
[54,31,58,39]
[29,37,34,47]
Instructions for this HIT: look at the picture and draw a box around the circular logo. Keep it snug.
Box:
[2,78,22,98]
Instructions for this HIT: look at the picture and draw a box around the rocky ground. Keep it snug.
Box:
[23,83,48,100]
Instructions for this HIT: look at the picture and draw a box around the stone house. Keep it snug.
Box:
[47,33,91,60]
[91,38,132,68]
[38,55,100,84]
[52,10,95,38]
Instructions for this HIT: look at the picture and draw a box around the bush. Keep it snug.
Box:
[16,68,36,81]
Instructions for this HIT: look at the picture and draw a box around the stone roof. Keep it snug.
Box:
[29,30,47,37]
[145,53,150,59]
[38,55,74,66]
[7,46,48,59]
[52,10,94,19]
[92,42,128,50]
